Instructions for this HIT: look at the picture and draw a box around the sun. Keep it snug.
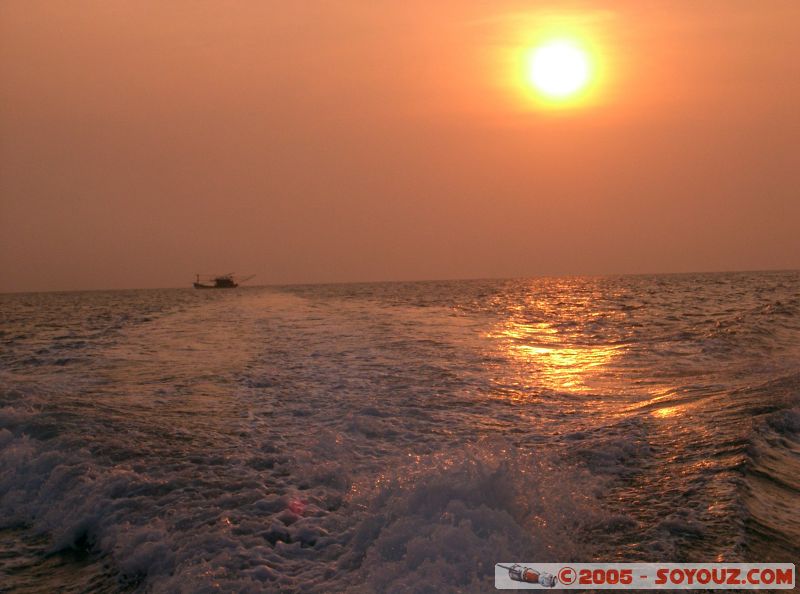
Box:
[526,39,592,102]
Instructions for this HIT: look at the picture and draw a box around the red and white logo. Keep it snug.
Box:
[495,563,795,589]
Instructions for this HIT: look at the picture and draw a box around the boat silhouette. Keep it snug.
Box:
[193,273,254,289]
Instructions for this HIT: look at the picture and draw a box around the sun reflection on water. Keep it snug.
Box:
[651,405,680,419]
[489,319,623,394]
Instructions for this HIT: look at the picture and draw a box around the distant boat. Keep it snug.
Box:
[193,273,254,289]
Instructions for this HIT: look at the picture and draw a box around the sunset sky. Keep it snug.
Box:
[1,1,798,292]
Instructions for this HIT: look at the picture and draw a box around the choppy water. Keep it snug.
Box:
[1,272,799,593]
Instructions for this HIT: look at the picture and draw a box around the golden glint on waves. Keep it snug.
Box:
[489,320,622,395]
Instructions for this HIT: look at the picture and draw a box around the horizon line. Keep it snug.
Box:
[2,267,798,296]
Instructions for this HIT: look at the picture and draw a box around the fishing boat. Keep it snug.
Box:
[193,273,254,289]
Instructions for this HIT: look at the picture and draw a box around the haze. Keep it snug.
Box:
[1,1,798,292]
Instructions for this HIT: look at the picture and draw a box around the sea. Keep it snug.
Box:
[1,271,798,593]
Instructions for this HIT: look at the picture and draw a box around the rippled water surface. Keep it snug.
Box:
[1,272,799,592]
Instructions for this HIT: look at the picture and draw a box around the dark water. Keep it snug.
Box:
[1,272,798,592]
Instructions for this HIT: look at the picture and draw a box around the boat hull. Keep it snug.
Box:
[193,283,238,289]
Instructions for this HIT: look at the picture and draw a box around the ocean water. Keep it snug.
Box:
[1,272,798,593]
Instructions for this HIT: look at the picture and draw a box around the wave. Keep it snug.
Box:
[0,414,602,592]
[740,372,800,561]
[339,443,596,593]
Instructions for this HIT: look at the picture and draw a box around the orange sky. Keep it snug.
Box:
[1,1,798,291]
